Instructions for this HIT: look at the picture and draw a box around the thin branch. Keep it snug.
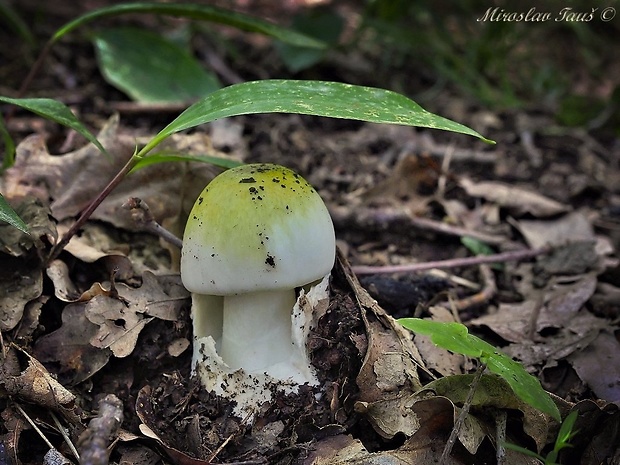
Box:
[122,197,183,249]
[452,264,497,311]
[351,246,551,275]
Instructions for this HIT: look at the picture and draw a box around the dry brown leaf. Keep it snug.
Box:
[0,347,81,424]
[568,330,620,402]
[459,177,569,217]
[0,258,42,331]
[84,271,188,357]
[3,116,227,233]
[85,295,154,358]
[338,253,424,439]
[0,197,57,256]
[515,211,595,248]
[32,302,112,385]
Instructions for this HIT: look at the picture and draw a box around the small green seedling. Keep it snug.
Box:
[504,410,579,464]
[398,318,561,421]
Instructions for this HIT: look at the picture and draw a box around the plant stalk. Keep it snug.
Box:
[47,155,139,263]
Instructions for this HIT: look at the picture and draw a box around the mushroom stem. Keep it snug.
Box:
[220,289,310,382]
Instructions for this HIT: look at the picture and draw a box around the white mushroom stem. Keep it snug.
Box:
[220,289,314,384]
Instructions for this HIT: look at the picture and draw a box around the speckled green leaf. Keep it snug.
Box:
[142,80,493,153]
[0,96,107,156]
[0,193,29,234]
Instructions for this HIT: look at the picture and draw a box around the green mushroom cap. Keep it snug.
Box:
[181,163,336,295]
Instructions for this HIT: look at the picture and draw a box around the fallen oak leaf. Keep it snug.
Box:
[84,271,188,357]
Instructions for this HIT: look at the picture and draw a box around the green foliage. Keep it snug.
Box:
[504,410,579,464]
[51,2,326,49]
[141,79,493,155]
[1,2,494,238]
[0,113,15,169]
[1,79,491,233]
[0,0,34,45]
[0,193,29,234]
[0,96,106,156]
[398,317,561,421]
[93,27,221,103]
[275,8,345,72]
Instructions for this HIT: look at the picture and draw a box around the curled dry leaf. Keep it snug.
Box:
[339,252,424,439]
[0,197,54,331]
[0,255,42,331]
[458,177,569,217]
[0,196,57,256]
[0,347,81,424]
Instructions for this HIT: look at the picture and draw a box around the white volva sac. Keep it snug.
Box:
[181,163,335,418]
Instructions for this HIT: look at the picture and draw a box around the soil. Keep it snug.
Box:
[1,1,619,465]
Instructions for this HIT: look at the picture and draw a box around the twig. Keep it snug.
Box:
[351,246,551,275]
[14,403,55,450]
[452,264,497,311]
[50,412,80,461]
[77,394,124,465]
[122,197,183,249]
[330,206,512,247]
[495,410,508,465]
[440,363,486,465]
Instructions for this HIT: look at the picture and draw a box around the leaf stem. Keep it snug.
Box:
[440,363,486,465]
[47,155,139,263]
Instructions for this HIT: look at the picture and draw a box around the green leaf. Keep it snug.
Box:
[555,410,579,449]
[398,318,561,421]
[141,80,494,154]
[93,27,220,103]
[51,2,326,49]
[503,443,545,461]
[461,236,495,256]
[130,151,243,172]
[276,9,344,72]
[0,193,29,234]
[0,112,15,169]
[0,1,35,45]
[0,96,107,156]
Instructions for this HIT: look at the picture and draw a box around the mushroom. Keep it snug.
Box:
[181,163,335,401]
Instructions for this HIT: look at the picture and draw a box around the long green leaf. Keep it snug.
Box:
[0,96,107,156]
[51,2,326,49]
[398,318,560,421]
[0,193,29,234]
[141,80,494,154]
